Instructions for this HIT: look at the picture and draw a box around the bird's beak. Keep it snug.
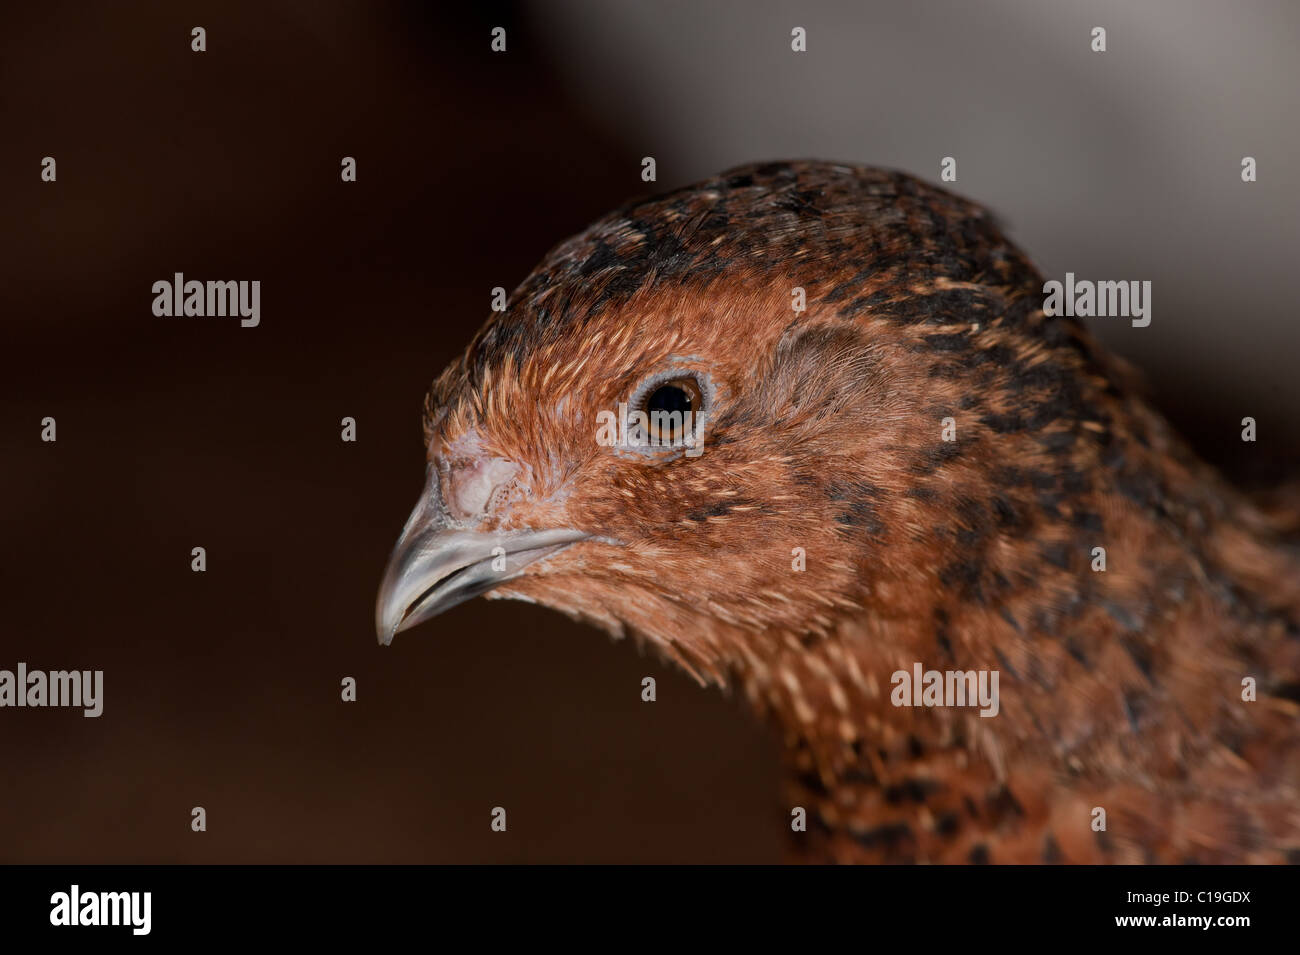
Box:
[374,471,589,645]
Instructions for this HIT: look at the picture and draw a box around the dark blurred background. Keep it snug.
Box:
[2,0,1296,862]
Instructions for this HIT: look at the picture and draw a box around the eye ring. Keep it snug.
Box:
[626,369,711,452]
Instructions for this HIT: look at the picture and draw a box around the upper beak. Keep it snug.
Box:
[374,472,589,645]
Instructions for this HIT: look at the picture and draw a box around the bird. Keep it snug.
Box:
[375,160,1300,863]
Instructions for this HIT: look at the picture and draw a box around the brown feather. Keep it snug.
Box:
[417,161,1300,863]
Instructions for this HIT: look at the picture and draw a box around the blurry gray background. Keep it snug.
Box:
[528,0,1300,477]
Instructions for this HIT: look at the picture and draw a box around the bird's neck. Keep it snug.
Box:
[733,607,1019,862]
[727,423,1300,862]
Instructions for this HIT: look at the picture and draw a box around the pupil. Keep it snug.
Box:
[647,385,692,416]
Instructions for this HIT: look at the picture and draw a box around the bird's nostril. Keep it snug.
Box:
[442,456,521,522]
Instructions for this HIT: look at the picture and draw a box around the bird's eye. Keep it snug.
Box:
[639,376,704,445]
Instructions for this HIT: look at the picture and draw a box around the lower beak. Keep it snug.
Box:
[374,478,588,645]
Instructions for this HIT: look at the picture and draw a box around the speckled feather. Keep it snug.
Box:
[422,161,1300,863]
